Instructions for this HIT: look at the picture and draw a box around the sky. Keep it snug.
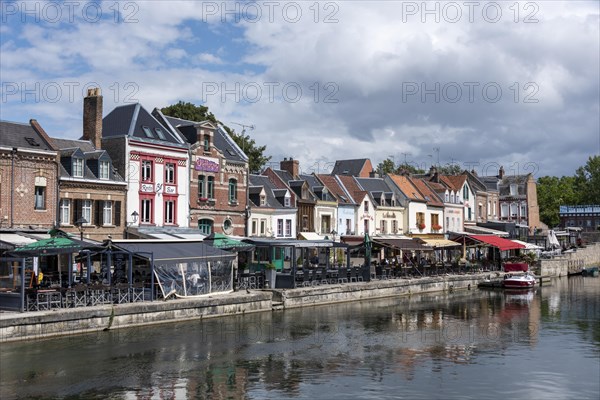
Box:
[1,0,599,179]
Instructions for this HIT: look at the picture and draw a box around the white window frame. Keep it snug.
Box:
[103,201,113,225]
[72,158,84,178]
[164,200,175,224]
[99,161,110,180]
[165,163,175,184]
[285,219,292,237]
[141,160,152,182]
[141,199,152,223]
[82,200,92,225]
[60,199,70,225]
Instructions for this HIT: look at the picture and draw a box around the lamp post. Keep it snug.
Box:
[331,229,337,266]
[126,211,139,239]
[74,217,87,241]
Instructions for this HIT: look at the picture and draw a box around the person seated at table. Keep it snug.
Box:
[35,270,44,287]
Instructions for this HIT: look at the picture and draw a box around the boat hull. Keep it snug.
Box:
[503,274,536,289]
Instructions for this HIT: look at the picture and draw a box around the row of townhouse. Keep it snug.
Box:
[0,88,541,242]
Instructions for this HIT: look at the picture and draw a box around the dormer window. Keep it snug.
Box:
[510,184,518,196]
[284,197,291,207]
[260,194,267,206]
[142,126,154,138]
[99,160,110,180]
[154,127,166,140]
[445,192,449,202]
[72,158,84,178]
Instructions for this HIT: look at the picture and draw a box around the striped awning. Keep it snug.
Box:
[419,238,461,248]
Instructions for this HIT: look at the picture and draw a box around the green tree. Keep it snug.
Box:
[161,101,271,173]
[397,163,425,174]
[437,163,462,175]
[376,158,396,175]
[537,176,579,227]
[574,156,600,204]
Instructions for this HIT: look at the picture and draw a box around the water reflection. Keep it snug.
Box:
[1,276,598,399]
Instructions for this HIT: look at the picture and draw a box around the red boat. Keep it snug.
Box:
[503,272,536,289]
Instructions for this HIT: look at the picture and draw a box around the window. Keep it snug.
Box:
[478,204,482,219]
[223,218,232,233]
[260,194,266,206]
[321,215,331,234]
[260,219,266,235]
[277,219,284,237]
[445,192,449,202]
[392,220,397,233]
[207,176,214,199]
[228,178,237,203]
[103,201,113,225]
[364,201,369,212]
[450,193,455,203]
[346,219,351,234]
[99,161,110,180]
[302,215,308,231]
[380,220,387,234]
[446,216,450,231]
[510,203,518,218]
[284,197,291,207]
[251,219,258,235]
[154,127,166,140]
[164,200,175,224]
[510,184,518,196]
[198,219,213,235]
[520,204,527,218]
[82,200,92,225]
[285,219,292,237]
[431,214,439,228]
[165,163,175,184]
[501,203,509,218]
[142,160,152,182]
[488,201,491,216]
[198,175,205,198]
[468,208,472,220]
[463,185,469,200]
[203,135,210,151]
[72,158,84,178]
[416,212,425,225]
[141,198,153,223]
[142,126,154,138]
[59,199,70,225]
[364,219,369,234]
[34,186,45,210]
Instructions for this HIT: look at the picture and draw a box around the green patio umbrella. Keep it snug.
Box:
[364,232,372,266]
[203,233,255,252]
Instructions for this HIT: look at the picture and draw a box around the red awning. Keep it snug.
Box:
[468,235,526,251]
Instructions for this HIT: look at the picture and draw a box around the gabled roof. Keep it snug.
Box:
[464,170,492,193]
[164,116,247,163]
[440,175,468,192]
[331,158,371,176]
[337,175,368,204]
[249,174,289,209]
[387,174,426,202]
[317,174,356,205]
[102,104,187,147]
[0,120,54,151]
[411,178,444,207]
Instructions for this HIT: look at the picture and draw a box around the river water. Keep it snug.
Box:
[1,276,598,399]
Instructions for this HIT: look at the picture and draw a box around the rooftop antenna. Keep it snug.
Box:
[401,152,411,165]
[433,147,440,166]
[230,122,255,151]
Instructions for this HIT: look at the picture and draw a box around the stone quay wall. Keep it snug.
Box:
[271,274,487,309]
[0,291,272,343]
[540,243,600,277]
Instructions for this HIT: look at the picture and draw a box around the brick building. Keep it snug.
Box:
[165,117,249,236]
[0,120,58,230]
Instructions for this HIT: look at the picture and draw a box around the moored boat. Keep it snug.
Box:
[503,272,536,289]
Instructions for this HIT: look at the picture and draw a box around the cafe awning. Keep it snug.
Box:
[372,238,430,251]
[465,235,526,251]
[11,236,96,256]
[113,240,235,262]
[419,238,461,248]
[203,233,255,252]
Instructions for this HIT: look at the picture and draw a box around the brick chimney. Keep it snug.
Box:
[280,157,299,178]
[83,88,103,149]
[498,166,505,179]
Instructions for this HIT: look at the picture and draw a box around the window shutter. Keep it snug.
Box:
[94,200,101,226]
[114,201,121,227]
[73,199,81,223]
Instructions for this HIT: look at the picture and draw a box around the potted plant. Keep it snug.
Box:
[432,224,442,232]
[264,262,277,289]
[417,222,426,231]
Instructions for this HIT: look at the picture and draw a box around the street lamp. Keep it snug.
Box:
[74,217,87,241]
[331,229,337,266]
[126,211,139,239]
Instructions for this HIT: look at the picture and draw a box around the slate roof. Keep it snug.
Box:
[355,177,397,206]
[53,138,124,182]
[0,120,54,151]
[331,158,370,176]
[248,174,287,208]
[498,175,530,197]
[52,138,95,152]
[164,116,248,163]
[479,176,499,191]
[102,104,187,148]
[299,174,336,201]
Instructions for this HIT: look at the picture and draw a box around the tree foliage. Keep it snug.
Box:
[161,101,271,173]
[436,163,462,175]
[537,156,600,227]
[376,158,425,175]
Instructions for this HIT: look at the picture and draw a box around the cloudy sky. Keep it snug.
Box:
[1,1,598,178]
